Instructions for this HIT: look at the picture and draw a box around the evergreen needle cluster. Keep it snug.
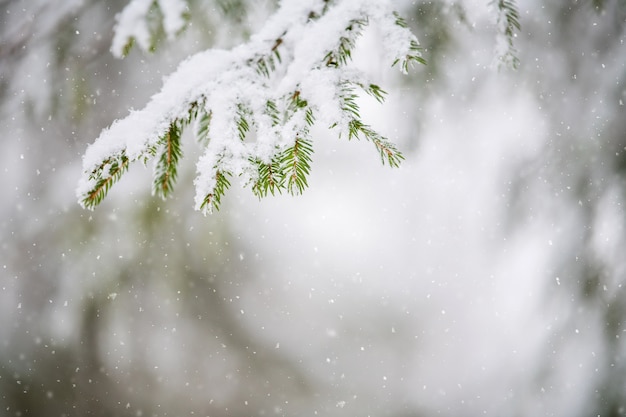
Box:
[76,0,428,214]
[492,0,521,69]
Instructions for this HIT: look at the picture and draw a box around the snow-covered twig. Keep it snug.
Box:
[77,0,424,214]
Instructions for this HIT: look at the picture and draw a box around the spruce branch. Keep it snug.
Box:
[364,83,387,103]
[265,100,280,127]
[120,38,135,58]
[324,17,368,68]
[492,0,521,69]
[250,99,285,198]
[252,155,285,198]
[195,110,212,145]
[235,104,251,141]
[80,153,130,209]
[390,12,427,74]
[112,0,190,58]
[199,170,232,213]
[348,119,404,167]
[282,137,313,195]
[334,81,404,167]
[78,0,424,214]
[289,90,307,110]
[152,121,183,199]
[255,40,282,77]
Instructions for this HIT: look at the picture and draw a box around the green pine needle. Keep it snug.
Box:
[196,110,212,145]
[370,134,405,168]
[82,153,130,209]
[254,39,283,77]
[347,119,404,167]
[235,105,251,141]
[121,38,135,58]
[290,90,308,110]
[153,122,183,199]
[265,100,280,126]
[392,40,427,73]
[200,170,232,213]
[282,138,313,195]
[339,83,361,120]
[391,12,427,73]
[492,0,521,69]
[252,155,285,198]
[82,5,419,213]
[365,84,387,103]
[324,17,368,68]
[335,82,404,167]
[304,108,315,127]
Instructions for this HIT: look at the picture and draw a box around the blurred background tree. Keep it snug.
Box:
[1,1,625,416]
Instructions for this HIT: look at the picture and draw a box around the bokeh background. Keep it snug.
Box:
[1,0,626,416]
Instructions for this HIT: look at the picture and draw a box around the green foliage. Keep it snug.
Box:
[492,0,521,69]
[200,170,232,213]
[117,0,190,57]
[153,121,184,199]
[255,40,282,77]
[324,17,368,67]
[80,1,425,215]
[250,92,315,200]
[349,119,405,167]
[216,0,249,22]
[265,99,280,126]
[120,38,135,59]
[81,153,130,209]
[364,83,387,103]
[408,2,468,85]
[196,110,212,145]
[392,12,427,73]
[283,138,313,194]
[250,99,288,198]
[334,82,404,167]
[235,104,252,141]
[496,0,521,35]
[252,155,285,197]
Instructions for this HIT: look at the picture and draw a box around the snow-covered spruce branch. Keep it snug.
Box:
[491,0,521,69]
[77,0,424,214]
[111,0,190,57]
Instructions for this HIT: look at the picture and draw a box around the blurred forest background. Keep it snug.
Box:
[1,0,626,416]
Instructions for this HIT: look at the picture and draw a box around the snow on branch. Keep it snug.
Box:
[111,0,189,57]
[77,0,425,214]
[491,0,521,69]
